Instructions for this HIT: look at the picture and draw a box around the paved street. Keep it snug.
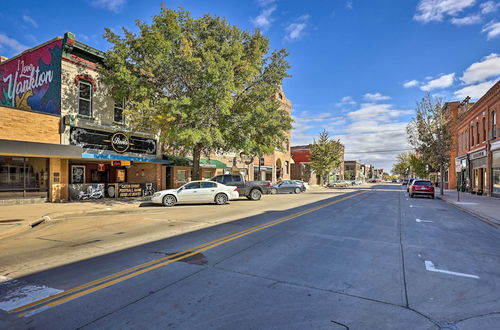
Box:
[0,184,499,329]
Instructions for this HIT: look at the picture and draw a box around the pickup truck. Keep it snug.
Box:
[211,174,271,200]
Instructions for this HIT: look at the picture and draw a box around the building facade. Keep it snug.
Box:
[0,33,168,203]
[455,81,500,196]
[343,161,362,180]
[290,144,344,185]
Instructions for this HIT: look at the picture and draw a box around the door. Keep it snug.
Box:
[200,181,218,202]
[177,182,201,202]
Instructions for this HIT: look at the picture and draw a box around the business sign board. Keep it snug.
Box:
[0,39,62,115]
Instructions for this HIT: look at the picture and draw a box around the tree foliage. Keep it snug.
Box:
[406,94,454,194]
[99,7,292,179]
[310,130,344,185]
[392,152,428,178]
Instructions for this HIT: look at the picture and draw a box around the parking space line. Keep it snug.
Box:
[424,261,479,279]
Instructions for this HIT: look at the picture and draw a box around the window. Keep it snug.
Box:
[471,126,474,146]
[114,99,124,123]
[78,81,92,116]
[201,182,217,188]
[177,170,188,182]
[260,157,265,166]
[184,182,201,189]
[493,111,497,139]
[465,129,468,150]
[476,122,479,145]
[230,175,242,182]
[482,117,486,142]
[285,161,289,174]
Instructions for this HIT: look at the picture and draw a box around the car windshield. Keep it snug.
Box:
[414,181,432,186]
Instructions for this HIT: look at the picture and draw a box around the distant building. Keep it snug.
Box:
[290,145,344,185]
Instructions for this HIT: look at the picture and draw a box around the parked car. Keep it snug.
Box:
[391,179,397,183]
[406,178,416,192]
[270,180,304,194]
[402,179,409,185]
[151,181,239,206]
[211,174,270,200]
[328,180,350,188]
[367,179,377,183]
[409,180,435,199]
[292,180,309,190]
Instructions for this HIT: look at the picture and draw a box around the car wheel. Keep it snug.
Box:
[294,187,301,194]
[215,193,228,205]
[270,188,278,195]
[163,195,176,207]
[249,189,262,201]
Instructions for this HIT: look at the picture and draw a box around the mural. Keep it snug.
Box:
[0,39,62,115]
[69,184,105,201]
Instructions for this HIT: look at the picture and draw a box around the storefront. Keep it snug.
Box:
[491,141,500,197]
[469,148,487,195]
[455,156,469,191]
[253,165,273,181]
[165,157,227,189]
[67,127,168,200]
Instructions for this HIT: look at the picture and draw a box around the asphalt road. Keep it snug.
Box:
[0,184,499,329]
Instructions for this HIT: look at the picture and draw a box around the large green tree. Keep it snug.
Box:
[310,130,344,185]
[100,7,292,179]
[407,94,454,195]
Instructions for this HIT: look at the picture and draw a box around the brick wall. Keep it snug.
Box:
[0,106,60,144]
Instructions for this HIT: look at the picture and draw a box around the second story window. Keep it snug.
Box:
[493,111,497,139]
[114,99,124,123]
[78,81,92,117]
[482,117,486,142]
[471,126,474,146]
[466,129,469,150]
[476,122,479,145]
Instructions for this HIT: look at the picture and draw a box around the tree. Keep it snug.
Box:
[100,7,292,180]
[310,130,344,185]
[407,94,454,195]
[392,152,428,179]
[408,154,428,178]
[392,152,411,177]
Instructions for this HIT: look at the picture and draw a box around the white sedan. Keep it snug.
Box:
[151,180,239,207]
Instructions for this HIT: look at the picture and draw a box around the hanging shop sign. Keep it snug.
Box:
[70,127,157,155]
[111,160,131,167]
[455,158,462,172]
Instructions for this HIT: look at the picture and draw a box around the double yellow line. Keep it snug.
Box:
[13,190,367,317]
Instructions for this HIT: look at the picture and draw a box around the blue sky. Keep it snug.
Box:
[1,0,499,171]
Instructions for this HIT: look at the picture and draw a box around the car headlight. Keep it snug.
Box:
[152,192,161,197]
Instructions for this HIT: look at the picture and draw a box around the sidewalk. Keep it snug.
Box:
[0,199,146,239]
[437,189,500,228]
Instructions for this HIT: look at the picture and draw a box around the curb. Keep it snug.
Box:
[436,195,500,229]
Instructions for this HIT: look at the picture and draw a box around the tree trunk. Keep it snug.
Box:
[192,144,202,181]
[440,165,444,196]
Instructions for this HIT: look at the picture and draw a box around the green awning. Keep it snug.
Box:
[166,155,227,169]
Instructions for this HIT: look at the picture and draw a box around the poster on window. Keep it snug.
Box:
[71,165,85,184]
[0,39,62,114]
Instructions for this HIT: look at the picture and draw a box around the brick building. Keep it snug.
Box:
[290,145,344,185]
[0,33,168,203]
[455,81,500,196]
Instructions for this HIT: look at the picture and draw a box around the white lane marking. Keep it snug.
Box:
[416,218,433,223]
[453,202,478,205]
[0,276,62,312]
[410,205,422,208]
[424,261,479,279]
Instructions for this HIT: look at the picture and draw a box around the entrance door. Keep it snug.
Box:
[166,167,172,189]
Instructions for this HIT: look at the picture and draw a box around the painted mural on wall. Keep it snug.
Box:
[69,184,105,201]
[0,39,62,115]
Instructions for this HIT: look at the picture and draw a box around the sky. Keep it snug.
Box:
[1,0,499,171]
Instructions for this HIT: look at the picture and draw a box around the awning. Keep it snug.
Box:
[166,156,227,168]
[0,139,83,158]
[82,153,171,164]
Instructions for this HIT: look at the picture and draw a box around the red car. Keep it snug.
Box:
[409,180,435,199]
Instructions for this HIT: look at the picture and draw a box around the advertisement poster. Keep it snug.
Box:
[0,39,62,115]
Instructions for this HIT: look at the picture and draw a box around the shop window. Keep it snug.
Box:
[0,157,49,198]
[114,99,124,123]
[90,169,110,183]
[260,157,265,166]
[177,170,188,182]
[202,170,213,180]
[71,165,86,184]
[78,80,92,117]
[116,169,126,183]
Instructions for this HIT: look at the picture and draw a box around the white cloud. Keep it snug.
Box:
[460,53,500,84]
[454,79,497,99]
[420,73,455,91]
[90,0,126,13]
[403,80,420,88]
[257,0,277,6]
[22,15,38,28]
[0,33,28,53]
[414,0,476,23]
[363,92,391,101]
[335,96,356,107]
[348,103,412,121]
[346,1,353,9]
[480,1,500,14]
[251,5,277,30]
[482,21,500,39]
[285,15,310,41]
[451,14,482,25]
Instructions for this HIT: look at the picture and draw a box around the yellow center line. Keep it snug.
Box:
[15,190,368,316]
